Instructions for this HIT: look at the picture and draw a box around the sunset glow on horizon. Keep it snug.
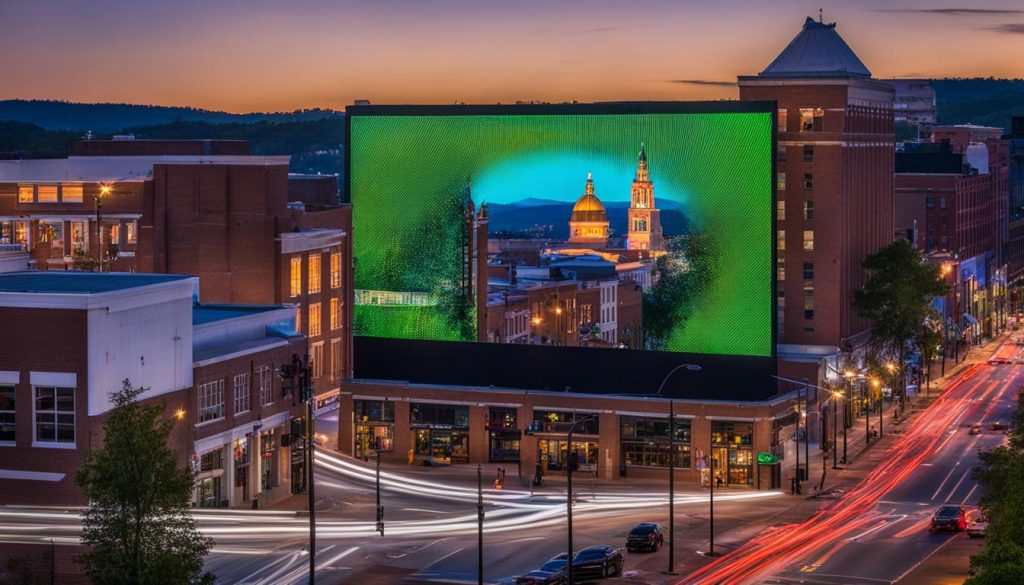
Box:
[1,0,1022,113]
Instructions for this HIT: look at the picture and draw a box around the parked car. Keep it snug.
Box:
[930,505,968,532]
[571,546,624,580]
[969,423,983,435]
[967,512,989,538]
[991,421,1008,431]
[626,523,664,552]
[514,559,567,585]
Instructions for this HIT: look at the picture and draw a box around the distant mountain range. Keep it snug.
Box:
[486,198,689,240]
[0,100,342,132]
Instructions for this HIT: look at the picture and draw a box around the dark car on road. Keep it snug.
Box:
[991,421,1008,431]
[625,523,664,552]
[930,505,968,532]
[513,558,567,585]
[571,545,624,580]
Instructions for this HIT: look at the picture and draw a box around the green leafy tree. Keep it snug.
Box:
[76,380,214,585]
[642,234,716,350]
[854,239,950,400]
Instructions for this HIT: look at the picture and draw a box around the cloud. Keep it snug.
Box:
[876,8,1024,15]
[529,26,621,36]
[986,23,1024,34]
[668,79,736,87]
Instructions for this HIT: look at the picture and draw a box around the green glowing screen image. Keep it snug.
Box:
[349,107,773,357]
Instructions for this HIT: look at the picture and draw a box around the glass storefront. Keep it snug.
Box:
[488,407,520,461]
[355,399,395,458]
[711,421,754,486]
[233,438,250,503]
[620,415,692,468]
[260,431,276,490]
[540,440,598,472]
[196,448,225,508]
[532,409,600,435]
[411,403,470,463]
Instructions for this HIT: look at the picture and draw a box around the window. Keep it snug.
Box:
[777,109,787,132]
[940,196,947,209]
[311,342,324,379]
[126,221,137,244]
[36,185,58,203]
[777,200,786,221]
[109,224,120,245]
[71,222,87,251]
[331,338,342,381]
[803,262,814,280]
[803,144,814,163]
[290,257,302,297]
[233,373,250,415]
[799,107,824,132]
[803,200,814,220]
[413,403,471,428]
[356,399,396,423]
[18,185,33,203]
[777,258,785,281]
[803,173,814,191]
[198,380,225,423]
[308,254,322,294]
[61,184,83,203]
[295,306,301,332]
[802,230,814,251]
[711,421,753,446]
[330,252,341,289]
[777,145,787,164]
[0,385,15,443]
[330,298,341,330]
[803,285,815,319]
[925,197,935,209]
[777,172,786,192]
[309,302,322,337]
[34,387,74,444]
[259,364,274,406]
[777,229,786,251]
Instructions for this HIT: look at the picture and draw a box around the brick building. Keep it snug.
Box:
[0,140,352,402]
[1006,118,1024,309]
[738,15,895,380]
[0,272,307,508]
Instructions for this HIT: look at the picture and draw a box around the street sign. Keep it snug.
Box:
[757,452,779,465]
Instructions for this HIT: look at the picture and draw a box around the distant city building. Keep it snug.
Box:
[568,172,610,247]
[0,139,352,403]
[738,15,895,381]
[0,272,307,508]
[932,124,1004,154]
[1005,118,1024,307]
[627,144,664,251]
[889,79,936,136]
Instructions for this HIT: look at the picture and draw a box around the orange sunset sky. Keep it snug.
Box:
[1,0,1022,113]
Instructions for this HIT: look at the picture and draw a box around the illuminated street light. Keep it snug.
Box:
[174,407,186,422]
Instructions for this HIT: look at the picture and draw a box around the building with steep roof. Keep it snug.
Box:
[568,172,610,247]
[627,144,664,252]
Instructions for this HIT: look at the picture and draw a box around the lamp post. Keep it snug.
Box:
[302,355,315,585]
[832,390,840,470]
[477,464,484,585]
[653,363,702,575]
[566,414,597,585]
[96,183,111,271]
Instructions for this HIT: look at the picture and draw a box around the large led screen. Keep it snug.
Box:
[348,104,774,358]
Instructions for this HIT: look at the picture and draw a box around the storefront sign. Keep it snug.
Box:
[756,451,779,465]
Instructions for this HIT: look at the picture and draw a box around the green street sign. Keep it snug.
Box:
[757,451,779,465]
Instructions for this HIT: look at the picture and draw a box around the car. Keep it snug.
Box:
[571,545,624,580]
[626,523,664,552]
[313,432,329,446]
[931,505,968,532]
[969,423,983,435]
[967,512,989,538]
[991,421,1008,431]
[1016,338,1024,346]
[513,559,567,585]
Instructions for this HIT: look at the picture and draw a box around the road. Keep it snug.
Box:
[684,341,1020,585]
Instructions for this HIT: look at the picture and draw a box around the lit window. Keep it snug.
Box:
[803,201,814,220]
[311,342,324,379]
[37,185,58,203]
[777,109,788,132]
[0,385,15,442]
[198,380,225,423]
[777,258,785,281]
[309,302,322,337]
[259,364,274,406]
[330,252,341,289]
[295,306,301,332]
[777,229,786,251]
[126,221,137,244]
[777,200,786,221]
[803,285,815,319]
[331,338,342,381]
[109,224,120,245]
[799,108,824,132]
[330,297,341,330]
[233,373,250,415]
[777,172,786,192]
[803,173,814,191]
[308,254,322,294]
[290,257,302,298]
[803,230,814,251]
[61,184,83,203]
[71,222,88,251]
[34,387,75,444]
[18,185,33,203]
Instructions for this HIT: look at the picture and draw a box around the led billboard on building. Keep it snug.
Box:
[348,103,774,363]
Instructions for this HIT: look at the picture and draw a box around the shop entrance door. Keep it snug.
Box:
[431,429,452,463]
[711,447,728,488]
[728,448,753,486]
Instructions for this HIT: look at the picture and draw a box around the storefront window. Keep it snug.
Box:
[621,416,691,468]
[489,407,520,461]
[355,399,395,423]
[234,438,250,502]
[410,403,470,464]
[540,439,598,472]
[488,407,517,431]
[197,448,224,508]
[261,431,276,490]
[410,403,469,428]
[711,421,753,446]
[532,410,599,435]
[711,421,754,486]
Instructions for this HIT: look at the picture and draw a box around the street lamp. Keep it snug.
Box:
[831,390,842,469]
[654,363,702,574]
[566,414,597,585]
[96,183,112,271]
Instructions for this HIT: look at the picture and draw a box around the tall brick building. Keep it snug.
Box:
[738,16,895,379]
[0,140,352,402]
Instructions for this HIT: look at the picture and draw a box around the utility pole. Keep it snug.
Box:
[832,398,838,470]
[794,386,801,494]
[565,415,595,584]
[842,389,848,464]
[477,464,484,585]
[665,400,677,574]
[376,448,384,536]
[707,433,720,557]
[302,354,316,585]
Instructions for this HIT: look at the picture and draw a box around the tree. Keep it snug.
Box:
[76,380,214,585]
[854,239,950,406]
[642,233,716,350]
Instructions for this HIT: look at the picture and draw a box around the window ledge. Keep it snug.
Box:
[0,441,16,447]
[32,441,77,450]
[195,417,225,429]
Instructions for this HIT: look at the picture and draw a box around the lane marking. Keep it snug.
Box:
[944,469,972,503]
[891,533,960,583]
[931,463,961,501]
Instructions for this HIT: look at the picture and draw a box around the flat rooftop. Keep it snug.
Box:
[193,303,291,325]
[0,271,191,294]
[0,155,291,182]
